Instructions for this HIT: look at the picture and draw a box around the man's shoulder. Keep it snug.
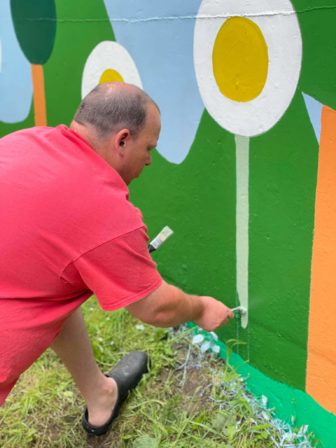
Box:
[0,125,48,141]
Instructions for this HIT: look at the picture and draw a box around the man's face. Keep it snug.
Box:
[121,104,161,185]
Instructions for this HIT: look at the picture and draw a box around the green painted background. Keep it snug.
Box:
[2,0,336,445]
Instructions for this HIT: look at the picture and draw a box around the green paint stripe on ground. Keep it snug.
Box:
[220,341,336,448]
[189,323,336,447]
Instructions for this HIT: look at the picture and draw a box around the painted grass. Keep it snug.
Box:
[0,296,316,447]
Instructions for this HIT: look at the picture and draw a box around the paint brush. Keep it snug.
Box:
[231,306,247,316]
[148,226,174,253]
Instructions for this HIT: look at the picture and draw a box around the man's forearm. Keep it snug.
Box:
[126,280,234,331]
[149,283,204,327]
[126,281,204,327]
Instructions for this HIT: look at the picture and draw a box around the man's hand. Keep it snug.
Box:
[126,281,234,330]
[194,296,234,332]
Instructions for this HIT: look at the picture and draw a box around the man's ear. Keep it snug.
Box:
[115,129,131,156]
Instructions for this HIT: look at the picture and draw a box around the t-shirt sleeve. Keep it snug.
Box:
[64,226,162,311]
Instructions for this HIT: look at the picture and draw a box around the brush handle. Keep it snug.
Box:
[148,244,155,253]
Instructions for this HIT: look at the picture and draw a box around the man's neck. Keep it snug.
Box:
[70,121,122,176]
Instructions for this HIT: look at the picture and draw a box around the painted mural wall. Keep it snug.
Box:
[1,0,336,445]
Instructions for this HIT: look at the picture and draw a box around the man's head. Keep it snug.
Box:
[71,83,161,184]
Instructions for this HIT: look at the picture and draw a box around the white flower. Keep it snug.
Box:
[194,0,302,328]
[81,41,142,98]
[194,0,302,136]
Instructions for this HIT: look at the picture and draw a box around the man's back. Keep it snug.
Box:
[0,125,142,299]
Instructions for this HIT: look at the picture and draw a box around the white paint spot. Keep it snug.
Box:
[192,334,205,344]
[200,341,211,353]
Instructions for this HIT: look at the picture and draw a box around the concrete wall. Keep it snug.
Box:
[1,0,336,445]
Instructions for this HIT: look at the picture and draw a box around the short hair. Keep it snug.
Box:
[73,83,159,138]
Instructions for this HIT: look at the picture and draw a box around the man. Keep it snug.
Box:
[0,83,233,435]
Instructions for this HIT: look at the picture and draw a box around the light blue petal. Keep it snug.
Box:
[302,93,322,144]
[0,0,32,123]
[103,0,204,164]
[192,334,205,345]
[212,344,220,354]
[200,341,211,353]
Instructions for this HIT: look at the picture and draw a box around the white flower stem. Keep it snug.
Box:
[235,135,249,328]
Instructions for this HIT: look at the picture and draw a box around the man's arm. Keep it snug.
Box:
[126,280,234,332]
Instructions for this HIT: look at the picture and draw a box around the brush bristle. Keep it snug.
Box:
[158,226,173,242]
[231,306,247,316]
[150,226,174,249]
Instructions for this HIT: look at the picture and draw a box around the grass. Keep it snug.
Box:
[0,296,316,447]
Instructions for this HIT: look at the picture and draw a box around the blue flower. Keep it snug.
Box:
[103,0,204,164]
[0,0,32,123]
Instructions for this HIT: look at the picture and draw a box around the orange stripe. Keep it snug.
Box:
[31,64,47,126]
[306,105,336,413]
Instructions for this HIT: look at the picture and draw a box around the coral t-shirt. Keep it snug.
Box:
[0,125,162,404]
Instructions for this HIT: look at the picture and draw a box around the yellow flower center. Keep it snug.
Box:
[99,68,124,84]
[212,17,268,102]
